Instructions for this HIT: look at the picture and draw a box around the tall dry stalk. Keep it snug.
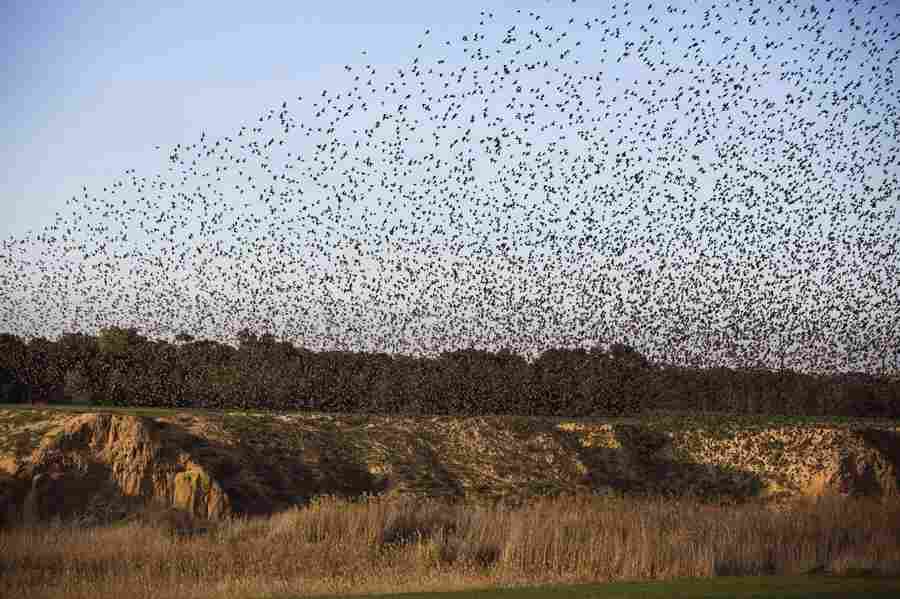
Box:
[1,492,898,599]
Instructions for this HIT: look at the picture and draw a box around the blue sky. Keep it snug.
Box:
[2,0,535,239]
[6,0,881,240]
[1,0,898,371]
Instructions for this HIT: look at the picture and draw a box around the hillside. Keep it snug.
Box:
[1,406,898,527]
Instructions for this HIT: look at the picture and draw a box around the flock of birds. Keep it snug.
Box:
[1,0,898,375]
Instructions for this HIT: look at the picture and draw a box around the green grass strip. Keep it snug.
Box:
[323,575,900,599]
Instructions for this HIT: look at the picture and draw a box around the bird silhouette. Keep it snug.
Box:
[1,0,897,377]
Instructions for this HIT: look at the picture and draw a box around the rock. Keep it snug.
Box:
[1,410,899,527]
[173,467,231,519]
[6,413,250,526]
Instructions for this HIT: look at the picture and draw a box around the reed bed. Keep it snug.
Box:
[2,491,899,599]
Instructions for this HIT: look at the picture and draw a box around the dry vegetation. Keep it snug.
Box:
[2,490,899,599]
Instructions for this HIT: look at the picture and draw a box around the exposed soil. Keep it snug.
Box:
[1,406,898,526]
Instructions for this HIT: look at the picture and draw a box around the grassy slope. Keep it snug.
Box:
[4,402,900,512]
[3,402,899,427]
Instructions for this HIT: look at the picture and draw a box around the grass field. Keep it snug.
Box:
[325,575,900,598]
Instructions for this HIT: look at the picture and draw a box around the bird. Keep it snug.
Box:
[1,0,897,383]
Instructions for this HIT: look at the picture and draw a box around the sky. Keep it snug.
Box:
[5,0,891,240]
[1,0,899,372]
[2,0,503,239]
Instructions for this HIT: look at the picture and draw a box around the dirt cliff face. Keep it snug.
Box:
[0,412,244,526]
[0,408,898,527]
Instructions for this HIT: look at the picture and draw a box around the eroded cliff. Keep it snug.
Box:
[1,408,898,527]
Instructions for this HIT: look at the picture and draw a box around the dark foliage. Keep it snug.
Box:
[1,328,897,419]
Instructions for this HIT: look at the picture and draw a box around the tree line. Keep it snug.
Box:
[0,328,897,418]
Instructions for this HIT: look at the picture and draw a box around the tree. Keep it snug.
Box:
[97,326,146,357]
[174,332,195,344]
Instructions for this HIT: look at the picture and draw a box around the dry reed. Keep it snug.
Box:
[1,491,898,599]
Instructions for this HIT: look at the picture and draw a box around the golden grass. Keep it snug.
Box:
[2,492,899,599]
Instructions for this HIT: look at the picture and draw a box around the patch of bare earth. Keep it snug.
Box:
[0,408,898,528]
